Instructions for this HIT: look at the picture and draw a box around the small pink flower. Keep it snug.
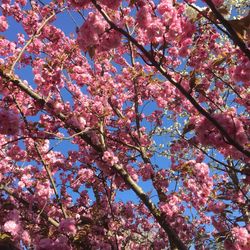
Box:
[136,6,152,28]
[101,30,122,50]
[59,218,77,235]
[17,0,27,6]
[160,203,174,217]
[232,227,249,246]
[3,220,20,236]
[102,150,119,165]
[139,163,154,181]
[78,168,94,182]
[0,16,8,32]
[77,12,107,50]
[157,0,174,15]
[0,109,19,135]
[22,230,31,244]
[102,0,121,9]
[68,0,91,8]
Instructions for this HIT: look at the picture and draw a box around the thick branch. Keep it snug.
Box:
[0,69,102,153]
[204,0,250,60]
[185,1,230,37]
[112,163,187,250]
[34,143,68,219]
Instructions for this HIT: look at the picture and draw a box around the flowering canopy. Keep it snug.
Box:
[0,0,249,249]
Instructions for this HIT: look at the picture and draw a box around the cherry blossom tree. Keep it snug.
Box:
[0,0,249,249]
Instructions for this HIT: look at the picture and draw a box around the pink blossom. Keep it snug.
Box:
[102,0,121,9]
[78,168,94,182]
[102,150,119,165]
[68,0,91,8]
[77,12,106,50]
[169,15,182,35]
[179,38,192,57]
[160,194,180,217]
[127,165,138,182]
[194,110,248,160]
[22,230,31,244]
[22,11,39,35]
[136,6,152,28]
[139,163,154,181]
[232,227,250,246]
[157,0,173,15]
[0,109,19,135]
[3,220,20,236]
[59,218,77,235]
[146,19,164,43]
[232,58,250,84]
[35,181,54,201]
[101,30,122,50]
[52,101,64,112]
[68,115,86,130]
[0,16,8,32]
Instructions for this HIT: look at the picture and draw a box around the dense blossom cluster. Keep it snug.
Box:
[0,109,19,135]
[232,55,250,84]
[77,12,122,52]
[0,0,249,249]
[192,109,249,161]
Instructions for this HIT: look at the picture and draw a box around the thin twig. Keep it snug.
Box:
[10,11,57,73]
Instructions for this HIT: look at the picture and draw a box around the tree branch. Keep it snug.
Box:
[10,10,57,73]
[112,163,187,250]
[91,1,250,159]
[0,184,59,227]
[204,0,250,60]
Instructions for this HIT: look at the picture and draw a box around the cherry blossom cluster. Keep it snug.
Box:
[192,108,248,161]
[0,0,249,249]
[77,12,122,52]
[0,109,19,135]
